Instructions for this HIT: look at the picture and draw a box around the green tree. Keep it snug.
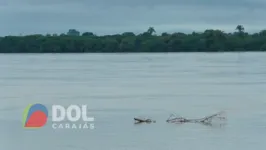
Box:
[260,43,266,51]
[147,27,156,35]
[67,29,80,36]
[122,32,135,37]
[82,32,94,36]
[259,30,266,36]
[236,25,245,33]
[1,25,266,53]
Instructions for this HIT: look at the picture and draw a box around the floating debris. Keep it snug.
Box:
[134,117,156,124]
[166,111,227,125]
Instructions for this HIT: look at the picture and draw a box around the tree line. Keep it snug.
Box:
[0,25,266,53]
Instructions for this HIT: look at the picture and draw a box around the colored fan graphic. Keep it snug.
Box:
[23,104,48,128]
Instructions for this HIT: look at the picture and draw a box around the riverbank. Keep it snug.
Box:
[1,26,266,53]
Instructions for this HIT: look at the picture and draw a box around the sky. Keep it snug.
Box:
[0,0,266,36]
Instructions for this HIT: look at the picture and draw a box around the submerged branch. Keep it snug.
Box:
[166,111,227,124]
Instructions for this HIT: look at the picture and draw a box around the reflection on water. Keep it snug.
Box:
[0,52,266,150]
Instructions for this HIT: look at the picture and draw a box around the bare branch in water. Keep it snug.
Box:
[166,111,227,125]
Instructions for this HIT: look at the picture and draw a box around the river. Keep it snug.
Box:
[0,52,266,150]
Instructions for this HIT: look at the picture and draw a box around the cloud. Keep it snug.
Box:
[0,0,266,36]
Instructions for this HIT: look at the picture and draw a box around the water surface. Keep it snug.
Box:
[0,53,266,150]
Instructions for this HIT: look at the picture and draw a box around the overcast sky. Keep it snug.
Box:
[1,0,266,36]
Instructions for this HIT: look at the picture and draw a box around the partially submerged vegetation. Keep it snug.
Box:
[134,111,226,126]
[166,111,226,126]
[134,118,156,124]
[1,25,266,53]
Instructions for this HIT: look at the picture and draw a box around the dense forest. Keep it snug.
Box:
[0,25,266,53]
